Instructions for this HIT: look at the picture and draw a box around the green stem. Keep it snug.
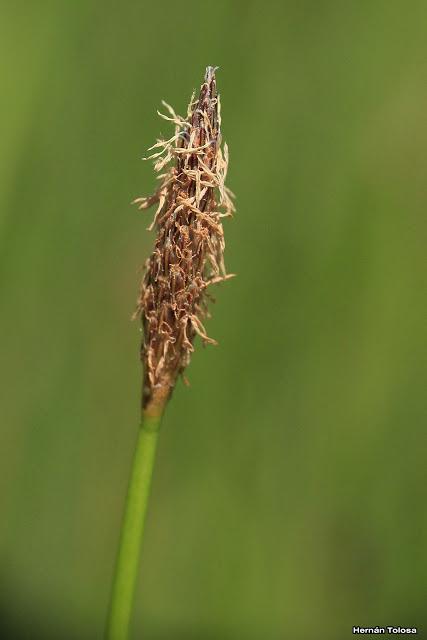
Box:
[106,409,163,640]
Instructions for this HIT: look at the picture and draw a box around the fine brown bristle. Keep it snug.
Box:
[133,67,235,409]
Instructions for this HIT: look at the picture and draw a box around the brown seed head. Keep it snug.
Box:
[133,67,235,409]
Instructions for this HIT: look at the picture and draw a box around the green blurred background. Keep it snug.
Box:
[1,1,426,638]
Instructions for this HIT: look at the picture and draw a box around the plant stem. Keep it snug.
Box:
[106,406,164,640]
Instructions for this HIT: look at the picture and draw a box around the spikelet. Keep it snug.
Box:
[133,67,235,410]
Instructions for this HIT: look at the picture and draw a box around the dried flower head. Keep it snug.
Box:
[133,67,235,410]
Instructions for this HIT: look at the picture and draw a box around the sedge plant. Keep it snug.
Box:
[106,67,235,640]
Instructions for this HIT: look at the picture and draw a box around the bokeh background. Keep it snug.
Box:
[1,1,426,638]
